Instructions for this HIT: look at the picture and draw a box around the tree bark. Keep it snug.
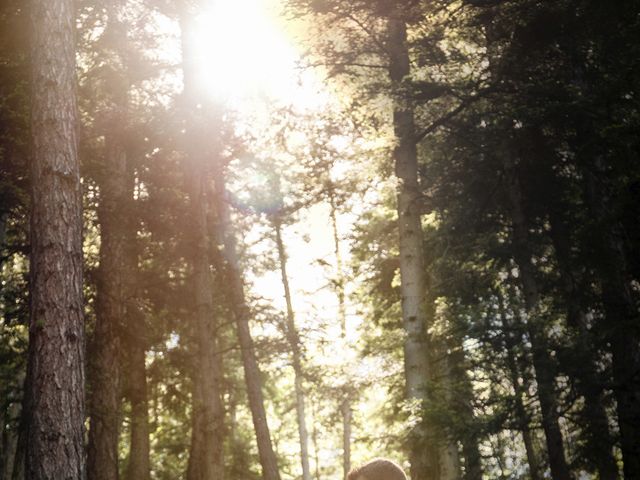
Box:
[387,15,459,480]
[503,160,572,480]
[273,219,312,480]
[180,13,225,480]
[25,0,85,478]
[88,96,129,480]
[583,163,640,479]
[212,172,281,480]
[124,337,151,480]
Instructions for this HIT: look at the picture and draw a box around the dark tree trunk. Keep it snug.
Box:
[124,338,151,480]
[546,209,618,480]
[499,296,542,480]
[25,0,85,478]
[504,160,572,480]
[88,119,129,480]
[583,165,640,479]
[212,172,281,480]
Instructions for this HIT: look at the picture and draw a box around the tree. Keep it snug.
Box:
[24,0,85,478]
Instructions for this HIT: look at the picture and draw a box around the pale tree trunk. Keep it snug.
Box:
[328,188,351,480]
[26,0,85,478]
[273,219,311,480]
[211,171,281,480]
[503,160,572,480]
[387,15,460,480]
[180,13,225,480]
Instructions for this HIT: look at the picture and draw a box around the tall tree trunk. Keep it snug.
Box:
[1,400,19,480]
[180,13,225,480]
[503,160,572,480]
[273,219,311,480]
[88,88,129,480]
[387,15,459,480]
[211,171,281,480]
[546,208,618,480]
[25,0,85,478]
[87,5,134,478]
[183,167,225,480]
[583,163,640,479]
[124,334,151,480]
[499,295,542,480]
[328,188,351,480]
[446,336,482,480]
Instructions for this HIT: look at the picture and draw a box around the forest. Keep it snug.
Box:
[1,0,639,479]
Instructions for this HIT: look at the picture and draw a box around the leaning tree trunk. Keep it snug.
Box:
[212,171,281,480]
[273,219,312,480]
[387,14,459,480]
[25,0,85,478]
[503,160,572,480]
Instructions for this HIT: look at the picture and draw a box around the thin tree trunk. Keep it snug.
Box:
[446,337,482,480]
[499,295,542,480]
[26,0,85,478]
[328,188,351,480]
[1,401,19,480]
[273,219,311,480]
[180,14,225,480]
[387,14,459,480]
[211,172,281,480]
[503,160,572,480]
[583,164,640,479]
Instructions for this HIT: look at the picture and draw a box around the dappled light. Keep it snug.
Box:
[2,0,640,479]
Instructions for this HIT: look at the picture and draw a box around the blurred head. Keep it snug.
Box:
[347,458,407,480]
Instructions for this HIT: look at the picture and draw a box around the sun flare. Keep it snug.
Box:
[186,0,305,105]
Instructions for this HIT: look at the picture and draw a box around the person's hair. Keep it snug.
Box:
[347,458,407,480]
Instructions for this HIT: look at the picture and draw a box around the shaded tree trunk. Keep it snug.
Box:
[499,295,542,480]
[25,0,85,478]
[273,219,311,480]
[503,160,572,480]
[212,171,281,480]
[1,401,19,480]
[124,336,151,480]
[387,14,459,480]
[546,207,618,480]
[583,163,640,479]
